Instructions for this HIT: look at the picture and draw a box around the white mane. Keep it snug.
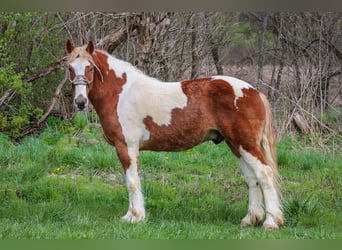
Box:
[101,50,162,84]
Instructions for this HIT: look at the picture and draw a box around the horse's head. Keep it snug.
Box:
[66,40,97,111]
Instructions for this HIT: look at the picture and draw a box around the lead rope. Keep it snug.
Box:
[93,64,104,82]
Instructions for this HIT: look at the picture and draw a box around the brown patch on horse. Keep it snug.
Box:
[140,77,265,158]
[140,78,217,151]
[234,89,267,165]
[188,78,267,165]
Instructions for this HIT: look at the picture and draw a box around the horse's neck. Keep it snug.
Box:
[90,51,167,111]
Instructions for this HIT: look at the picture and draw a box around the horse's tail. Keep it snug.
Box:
[259,93,280,193]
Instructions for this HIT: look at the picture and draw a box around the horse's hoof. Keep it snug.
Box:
[240,219,251,227]
[263,215,282,230]
[240,211,264,227]
[121,210,145,223]
[263,223,279,230]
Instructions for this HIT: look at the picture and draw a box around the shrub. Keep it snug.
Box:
[0,64,38,138]
[283,195,322,227]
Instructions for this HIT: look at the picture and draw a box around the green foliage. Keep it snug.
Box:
[230,22,259,49]
[277,135,333,170]
[0,64,36,138]
[0,64,22,89]
[222,20,274,62]
[284,195,323,227]
[72,113,89,131]
[0,12,67,139]
[0,12,64,73]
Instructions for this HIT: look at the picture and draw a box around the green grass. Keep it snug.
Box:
[0,120,341,239]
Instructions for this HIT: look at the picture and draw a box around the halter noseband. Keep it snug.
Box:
[70,74,93,85]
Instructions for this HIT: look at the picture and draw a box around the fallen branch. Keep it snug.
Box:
[293,112,310,134]
[16,126,43,142]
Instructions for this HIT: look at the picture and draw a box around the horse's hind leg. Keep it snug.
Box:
[226,141,264,226]
[237,157,265,226]
[239,147,283,230]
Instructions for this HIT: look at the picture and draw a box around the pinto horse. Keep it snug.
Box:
[66,40,284,230]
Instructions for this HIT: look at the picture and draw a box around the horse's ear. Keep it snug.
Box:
[86,41,95,54]
[66,40,74,54]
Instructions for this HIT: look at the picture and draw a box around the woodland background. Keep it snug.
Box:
[0,12,342,140]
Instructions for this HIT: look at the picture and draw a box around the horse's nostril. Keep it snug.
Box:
[75,96,88,110]
[75,98,87,104]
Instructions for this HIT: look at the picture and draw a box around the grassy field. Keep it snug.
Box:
[0,115,341,239]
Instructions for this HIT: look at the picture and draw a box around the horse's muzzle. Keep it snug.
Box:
[75,95,88,110]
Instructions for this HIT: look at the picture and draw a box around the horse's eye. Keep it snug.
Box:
[90,67,94,73]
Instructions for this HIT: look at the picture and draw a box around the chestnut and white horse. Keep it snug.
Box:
[66,40,284,229]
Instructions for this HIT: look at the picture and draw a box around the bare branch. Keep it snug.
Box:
[0,89,14,106]
[37,69,68,125]
[97,23,138,53]
[23,57,67,83]
[303,38,342,62]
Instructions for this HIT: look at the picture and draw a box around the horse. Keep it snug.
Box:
[66,40,284,230]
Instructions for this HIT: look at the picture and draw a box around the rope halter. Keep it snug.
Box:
[68,62,103,86]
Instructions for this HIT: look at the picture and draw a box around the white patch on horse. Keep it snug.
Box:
[112,56,188,144]
[71,59,91,100]
[212,75,253,109]
[70,58,91,75]
[74,85,87,100]
[107,55,144,80]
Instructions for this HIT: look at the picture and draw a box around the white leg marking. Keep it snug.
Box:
[239,148,283,229]
[237,158,264,227]
[122,147,145,223]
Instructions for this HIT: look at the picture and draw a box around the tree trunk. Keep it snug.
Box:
[211,45,223,75]
[257,13,269,90]
[191,14,201,79]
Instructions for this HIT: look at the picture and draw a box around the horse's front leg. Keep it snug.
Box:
[119,145,145,223]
